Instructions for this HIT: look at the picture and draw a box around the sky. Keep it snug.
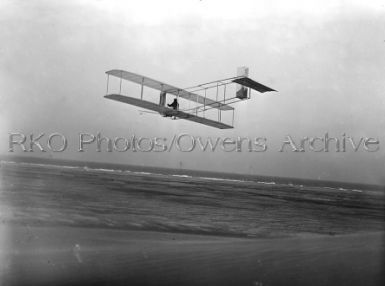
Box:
[0,0,384,185]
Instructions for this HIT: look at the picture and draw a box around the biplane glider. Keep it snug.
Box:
[104,67,276,129]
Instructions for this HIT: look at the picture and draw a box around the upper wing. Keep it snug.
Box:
[104,94,233,129]
[106,69,233,111]
[232,77,276,93]
[106,70,176,94]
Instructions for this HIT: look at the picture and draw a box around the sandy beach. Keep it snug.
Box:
[1,225,383,286]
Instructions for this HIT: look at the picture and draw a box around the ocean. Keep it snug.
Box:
[1,156,383,237]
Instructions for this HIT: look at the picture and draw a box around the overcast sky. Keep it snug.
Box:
[1,0,384,185]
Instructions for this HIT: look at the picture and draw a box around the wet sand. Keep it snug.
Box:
[1,225,383,286]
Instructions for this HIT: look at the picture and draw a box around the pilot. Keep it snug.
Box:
[168,98,179,110]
